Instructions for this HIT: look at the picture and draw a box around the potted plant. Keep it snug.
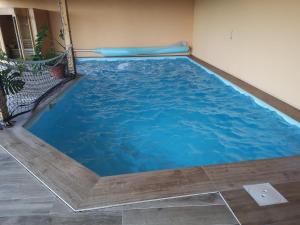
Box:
[45,48,66,79]
[0,50,25,126]
[33,26,66,79]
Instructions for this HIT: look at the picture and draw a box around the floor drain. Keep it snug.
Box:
[243,183,288,206]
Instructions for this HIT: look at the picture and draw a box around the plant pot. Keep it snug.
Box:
[49,63,65,79]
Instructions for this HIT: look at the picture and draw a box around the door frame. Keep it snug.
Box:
[0,25,6,53]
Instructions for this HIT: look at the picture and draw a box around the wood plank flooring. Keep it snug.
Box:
[0,127,99,209]
[203,157,300,191]
[222,181,300,225]
[2,128,300,224]
[81,167,215,209]
[0,147,238,225]
[3,125,300,211]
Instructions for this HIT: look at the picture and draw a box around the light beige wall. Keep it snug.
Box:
[193,0,300,110]
[67,0,194,49]
[0,0,194,52]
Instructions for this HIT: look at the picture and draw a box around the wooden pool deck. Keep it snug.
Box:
[0,55,300,224]
[1,135,300,225]
[0,147,240,225]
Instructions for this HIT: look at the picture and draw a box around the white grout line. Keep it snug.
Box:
[78,192,218,212]
[220,192,242,225]
[75,191,221,212]
[0,145,231,213]
[0,139,243,224]
[0,143,77,212]
[0,142,226,213]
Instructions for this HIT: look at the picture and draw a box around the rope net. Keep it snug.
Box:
[1,51,72,121]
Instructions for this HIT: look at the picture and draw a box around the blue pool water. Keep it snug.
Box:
[28,57,300,176]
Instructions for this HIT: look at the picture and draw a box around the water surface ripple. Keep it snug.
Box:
[29,58,300,176]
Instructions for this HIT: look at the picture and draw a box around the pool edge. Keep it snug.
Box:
[1,55,300,212]
[1,125,300,212]
[189,55,300,125]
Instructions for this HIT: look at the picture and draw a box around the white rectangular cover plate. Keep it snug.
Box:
[243,183,288,206]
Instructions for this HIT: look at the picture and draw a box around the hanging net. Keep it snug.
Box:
[1,51,73,121]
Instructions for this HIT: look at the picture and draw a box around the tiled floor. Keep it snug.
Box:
[0,147,239,225]
[2,141,300,225]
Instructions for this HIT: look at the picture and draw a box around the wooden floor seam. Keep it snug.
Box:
[0,143,78,212]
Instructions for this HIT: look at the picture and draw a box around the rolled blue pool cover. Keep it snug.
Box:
[93,42,190,57]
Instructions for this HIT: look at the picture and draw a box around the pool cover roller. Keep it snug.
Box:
[93,42,190,57]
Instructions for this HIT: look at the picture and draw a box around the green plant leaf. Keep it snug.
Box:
[0,50,25,96]
[1,71,25,95]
